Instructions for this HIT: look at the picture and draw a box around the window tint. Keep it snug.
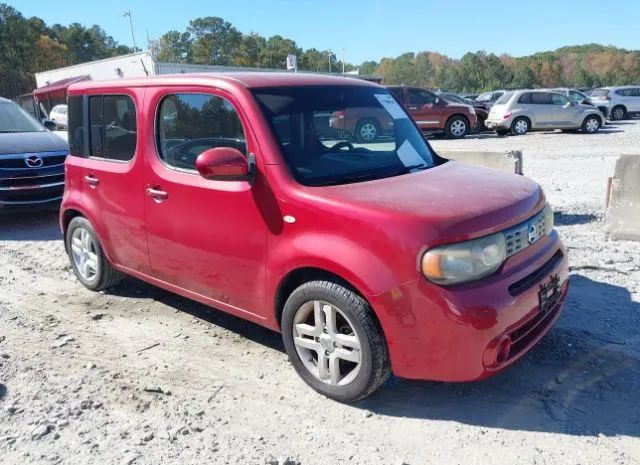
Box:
[388,87,404,102]
[551,94,570,105]
[531,93,552,105]
[157,93,247,171]
[517,93,531,104]
[68,96,84,157]
[88,95,137,161]
[632,88,640,97]
[407,88,436,105]
[568,91,585,102]
[59,106,67,115]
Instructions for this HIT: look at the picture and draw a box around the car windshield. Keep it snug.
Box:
[253,85,436,187]
[0,101,46,133]
[475,91,494,102]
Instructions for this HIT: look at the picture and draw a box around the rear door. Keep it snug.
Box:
[528,92,555,127]
[406,88,440,130]
[74,91,150,274]
[627,88,640,112]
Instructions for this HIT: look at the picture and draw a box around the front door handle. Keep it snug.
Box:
[84,175,99,188]
[146,186,168,202]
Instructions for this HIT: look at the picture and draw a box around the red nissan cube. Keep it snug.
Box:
[61,73,568,402]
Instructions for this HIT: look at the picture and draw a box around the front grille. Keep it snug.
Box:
[508,250,564,296]
[0,182,63,203]
[0,151,67,169]
[0,172,64,189]
[503,209,547,257]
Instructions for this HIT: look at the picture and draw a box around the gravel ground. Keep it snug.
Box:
[1,121,640,465]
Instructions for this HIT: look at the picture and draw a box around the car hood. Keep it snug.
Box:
[0,131,68,155]
[314,161,544,243]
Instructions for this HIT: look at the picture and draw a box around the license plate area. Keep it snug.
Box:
[538,274,561,315]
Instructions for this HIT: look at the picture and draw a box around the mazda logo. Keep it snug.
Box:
[24,154,44,168]
[527,223,538,243]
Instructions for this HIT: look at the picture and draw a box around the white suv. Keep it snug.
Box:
[589,86,640,120]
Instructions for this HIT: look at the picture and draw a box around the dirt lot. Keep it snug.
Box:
[1,121,640,465]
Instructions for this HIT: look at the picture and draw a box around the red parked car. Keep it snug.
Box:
[387,86,478,138]
[61,73,568,402]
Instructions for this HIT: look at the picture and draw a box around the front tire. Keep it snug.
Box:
[445,115,469,139]
[610,105,626,121]
[66,217,123,291]
[511,117,530,135]
[281,280,391,402]
[582,115,601,134]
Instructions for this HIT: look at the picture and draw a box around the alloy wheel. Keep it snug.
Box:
[514,119,528,134]
[585,117,599,133]
[450,119,467,137]
[70,227,99,282]
[292,300,362,386]
[612,107,624,120]
[360,123,377,141]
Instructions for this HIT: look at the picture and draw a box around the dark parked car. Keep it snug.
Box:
[439,92,490,131]
[0,97,67,212]
[475,90,507,108]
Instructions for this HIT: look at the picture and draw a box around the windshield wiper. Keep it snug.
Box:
[316,164,428,186]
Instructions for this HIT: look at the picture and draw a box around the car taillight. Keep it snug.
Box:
[335,110,345,119]
[503,112,512,119]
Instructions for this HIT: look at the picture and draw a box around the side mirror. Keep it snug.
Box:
[43,120,57,131]
[195,147,252,182]
[563,102,573,108]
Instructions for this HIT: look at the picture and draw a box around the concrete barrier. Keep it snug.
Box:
[606,154,640,241]
[439,149,523,175]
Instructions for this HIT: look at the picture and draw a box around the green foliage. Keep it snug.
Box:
[0,3,132,98]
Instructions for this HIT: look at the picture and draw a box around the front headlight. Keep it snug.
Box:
[421,232,507,285]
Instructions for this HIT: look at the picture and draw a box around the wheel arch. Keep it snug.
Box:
[445,113,470,127]
[273,266,385,334]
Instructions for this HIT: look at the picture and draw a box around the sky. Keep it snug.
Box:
[11,0,640,64]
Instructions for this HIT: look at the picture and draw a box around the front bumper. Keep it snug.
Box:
[370,231,569,381]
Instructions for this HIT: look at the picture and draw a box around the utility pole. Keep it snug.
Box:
[341,48,346,74]
[328,50,332,73]
[123,10,137,52]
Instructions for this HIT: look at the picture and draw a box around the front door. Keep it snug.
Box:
[528,92,555,128]
[406,88,441,130]
[550,93,580,126]
[143,88,268,318]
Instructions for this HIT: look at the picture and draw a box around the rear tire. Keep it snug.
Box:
[511,117,530,135]
[582,115,601,134]
[445,115,469,139]
[355,118,380,143]
[610,105,626,121]
[66,217,123,291]
[281,280,391,402]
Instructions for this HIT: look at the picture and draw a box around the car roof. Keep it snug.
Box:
[0,97,14,103]
[68,72,380,93]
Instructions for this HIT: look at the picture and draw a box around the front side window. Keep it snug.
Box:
[408,88,436,105]
[253,85,436,187]
[569,90,586,103]
[157,93,247,171]
[551,94,570,105]
[0,101,45,133]
[88,95,137,161]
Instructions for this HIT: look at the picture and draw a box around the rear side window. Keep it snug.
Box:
[531,93,552,104]
[156,93,247,171]
[88,95,137,161]
[494,91,513,104]
[68,96,84,157]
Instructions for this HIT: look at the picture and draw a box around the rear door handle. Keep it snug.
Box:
[146,186,168,202]
[84,175,99,188]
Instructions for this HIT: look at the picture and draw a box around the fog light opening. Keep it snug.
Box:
[496,337,512,364]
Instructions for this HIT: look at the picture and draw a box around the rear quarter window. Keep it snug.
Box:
[88,94,137,162]
[68,96,85,157]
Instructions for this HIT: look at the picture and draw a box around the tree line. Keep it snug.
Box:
[2,2,640,100]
